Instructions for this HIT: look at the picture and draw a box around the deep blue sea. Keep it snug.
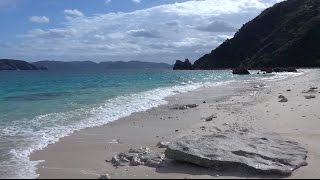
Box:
[0,69,303,178]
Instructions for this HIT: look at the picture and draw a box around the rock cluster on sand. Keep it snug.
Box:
[303,87,317,99]
[171,104,198,110]
[165,127,308,176]
[110,147,164,168]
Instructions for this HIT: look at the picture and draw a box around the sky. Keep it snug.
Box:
[0,0,283,63]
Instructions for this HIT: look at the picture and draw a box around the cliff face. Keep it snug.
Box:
[192,0,320,70]
[0,59,46,70]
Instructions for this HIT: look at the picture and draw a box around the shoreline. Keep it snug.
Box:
[30,69,320,179]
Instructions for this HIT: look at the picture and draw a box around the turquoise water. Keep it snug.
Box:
[0,69,300,178]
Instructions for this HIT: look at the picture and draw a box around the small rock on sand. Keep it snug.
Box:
[279,98,288,102]
[111,155,121,167]
[109,139,121,144]
[303,89,317,93]
[205,114,217,122]
[99,174,111,179]
[156,141,170,148]
[305,95,316,99]
[278,95,288,102]
[129,157,144,166]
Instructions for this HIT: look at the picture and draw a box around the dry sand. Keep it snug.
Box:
[30,69,320,179]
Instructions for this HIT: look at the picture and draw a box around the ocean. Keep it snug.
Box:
[0,69,303,178]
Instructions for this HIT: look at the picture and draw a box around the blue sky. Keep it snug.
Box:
[0,0,282,63]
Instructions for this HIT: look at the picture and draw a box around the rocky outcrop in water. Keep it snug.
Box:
[173,59,193,70]
[165,128,308,176]
[232,67,250,75]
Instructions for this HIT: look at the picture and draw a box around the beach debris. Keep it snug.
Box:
[310,87,318,90]
[205,114,218,122]
[165,127,308,176]
[171,104,198,110]
[305,95,316,99]
[287,89,291,92]
[175,129,179,132]
[156,141,170,148]
[278,95,288,102]
[109,147,165,168]
[203,101,206,103]
[99,174,111,179]
[200,126,206,130]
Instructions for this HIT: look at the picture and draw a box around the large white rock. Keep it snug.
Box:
[165,128,307,176]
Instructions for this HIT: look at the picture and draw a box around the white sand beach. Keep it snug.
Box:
[31,69,320,179]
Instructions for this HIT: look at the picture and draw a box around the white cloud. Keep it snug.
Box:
[23,28,77,39]
[132,0,141,3]
[64,9,84,17]
[196,21,237,32]
[127,29,161,38]
[29,16,50,23]
[15,0,283,62]
[105,0,112,4]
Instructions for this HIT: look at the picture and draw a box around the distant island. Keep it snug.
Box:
[0,59,173,71]
[174,0,320,70]
[0,59,47,71]
[33,60,172,70]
